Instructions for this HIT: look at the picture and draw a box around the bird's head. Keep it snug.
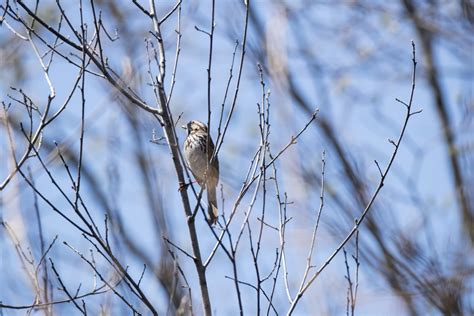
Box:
[182,120,208,135]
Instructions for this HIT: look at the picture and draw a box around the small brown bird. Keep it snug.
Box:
[183,120,219,225]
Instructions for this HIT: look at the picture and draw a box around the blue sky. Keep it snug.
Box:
[1,1,472,315]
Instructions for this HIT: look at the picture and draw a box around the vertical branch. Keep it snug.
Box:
[166,1,182,108]
[352,231,360,316]
[148,1,212,314]
[214,0,250,157]
[298,150,326,292]
[74,0,86,219]
[206,0,216,168]
[343,230,360,316]
[28,167,52,314]
[272,164,292,303]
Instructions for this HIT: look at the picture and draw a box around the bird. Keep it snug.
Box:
[183,120,220,225]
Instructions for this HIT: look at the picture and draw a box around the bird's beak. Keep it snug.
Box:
[181,125,187,130]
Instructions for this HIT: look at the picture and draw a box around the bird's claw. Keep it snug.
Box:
[178,182,190,192]
[179,180,197,192]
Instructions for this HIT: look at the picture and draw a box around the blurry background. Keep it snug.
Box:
[1,0,473,315]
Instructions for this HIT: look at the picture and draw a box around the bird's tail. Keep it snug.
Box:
[207,186,218,225]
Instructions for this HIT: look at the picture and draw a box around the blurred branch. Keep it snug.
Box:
[402,0,474,245]
[287,41,421,315]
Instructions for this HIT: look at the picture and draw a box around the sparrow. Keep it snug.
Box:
[183,120,219,225]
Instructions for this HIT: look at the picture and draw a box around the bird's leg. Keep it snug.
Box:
[178,180,197,192]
